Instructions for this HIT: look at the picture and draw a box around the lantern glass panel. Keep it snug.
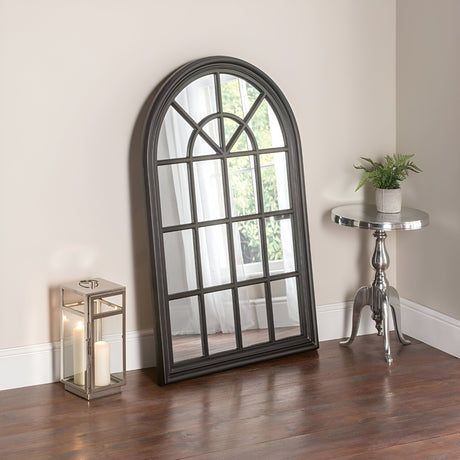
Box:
[61,309,87,387]
[91,314,124,387]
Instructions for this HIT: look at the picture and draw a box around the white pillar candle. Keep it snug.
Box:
[95,340,111,386]
[73,321,86,386]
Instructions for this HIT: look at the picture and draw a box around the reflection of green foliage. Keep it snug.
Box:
[261,168,278,213]
[220,76,271,151]
[238,220,261,263]
[265,219,283,260]
[236,218,282,264]
[250,100,271,149]
[229,153,282,263]
[222,75,281,264]
[229,168,256,215]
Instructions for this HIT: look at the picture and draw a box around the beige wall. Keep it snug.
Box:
[0,0,396,350]
[397,0,460,320]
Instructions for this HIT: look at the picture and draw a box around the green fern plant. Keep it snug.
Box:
[354,154,422,191]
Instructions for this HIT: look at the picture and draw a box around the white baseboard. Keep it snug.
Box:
[0,329,155,391]
[315,301,388,341]
[1,300,458,390]
[400,298,460,358]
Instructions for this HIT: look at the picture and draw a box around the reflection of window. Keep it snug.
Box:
[221,75,289,267]
[155,65,301,356]
[228,154,282,264]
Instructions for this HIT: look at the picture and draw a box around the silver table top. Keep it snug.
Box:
[331,204,429,231]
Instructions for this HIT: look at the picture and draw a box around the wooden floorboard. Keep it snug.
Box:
[1,333,459,459]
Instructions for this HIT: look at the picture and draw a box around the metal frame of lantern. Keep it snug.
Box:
[60,278,126,400]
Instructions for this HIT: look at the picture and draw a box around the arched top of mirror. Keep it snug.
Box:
[144,56,318,385]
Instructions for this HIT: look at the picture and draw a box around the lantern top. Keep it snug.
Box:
[61,278,125,296]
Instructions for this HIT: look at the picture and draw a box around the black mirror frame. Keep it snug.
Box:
[144,56,318,385]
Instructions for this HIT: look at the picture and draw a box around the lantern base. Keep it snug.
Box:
[61,375,124,400]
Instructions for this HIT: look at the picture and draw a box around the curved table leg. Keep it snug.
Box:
[340,287,370,346]
[387,286,411,345]
[381,295,393,364]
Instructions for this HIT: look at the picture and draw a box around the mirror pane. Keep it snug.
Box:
[230,130,254,153]
[193,159,226,221]
[170,296,203,362]
[175,75,217,123]
[249,99,285,150]
[202,118,221,146]
[227,156,258,217]
[204,290,236,354]
[199,224,231,288]
[261,152,290,212]
[220,74,260,119]
[265,215,295,275]
[193,133,217,157]
[238,283,269,347]
[164,229,197,294]
[233,220,263,281]
[158,106,193,160]
[270,278,301,339]
[223,117,240,145]
[158,163,191,227]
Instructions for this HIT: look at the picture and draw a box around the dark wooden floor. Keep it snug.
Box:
[1,334,460,459]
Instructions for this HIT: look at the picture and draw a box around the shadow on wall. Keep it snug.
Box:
[128,73,174,374]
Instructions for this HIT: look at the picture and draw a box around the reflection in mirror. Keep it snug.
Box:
[175,74,217,123]
[192,133,215,157]
[194,159,226,221]
[251,99,285,150]
[261,152,290,212]
[238,283,269,347]
[265,215,295,275]
[170,296,203,362]
[163,230,197,294]
[270,278,301,339]
[223,117,240,145]
[193,160,225,222]
[158,106,193,160]
[199,224,231,288]
[158,163,191,227]
[204,290,236,354]
[230,130,254,153]
[201,119,221,149]
[227,156,258,217]
[145,57,318,384]
[220,73,260,119]
[233,219,263,281]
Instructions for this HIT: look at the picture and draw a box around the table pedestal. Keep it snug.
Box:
[340,230,411,364]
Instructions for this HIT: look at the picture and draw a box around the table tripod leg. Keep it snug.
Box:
[387,286,411,345]
[340,287,370,346]
[382,298,393,364]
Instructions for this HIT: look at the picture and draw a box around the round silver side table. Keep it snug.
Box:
[331,204,429,364]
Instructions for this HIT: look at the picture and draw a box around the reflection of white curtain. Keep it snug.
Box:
[164,79,244,335]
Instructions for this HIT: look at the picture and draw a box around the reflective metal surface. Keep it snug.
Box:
[331,204,429,231]
[333,204,429,364]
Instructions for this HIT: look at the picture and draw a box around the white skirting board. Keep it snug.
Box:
[0,330,155,391]
[1,299,458,391]
[399,299,460,359]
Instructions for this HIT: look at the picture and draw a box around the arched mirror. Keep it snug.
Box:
[144,56,318,384]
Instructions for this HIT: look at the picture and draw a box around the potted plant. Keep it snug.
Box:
[354,154,422,213]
